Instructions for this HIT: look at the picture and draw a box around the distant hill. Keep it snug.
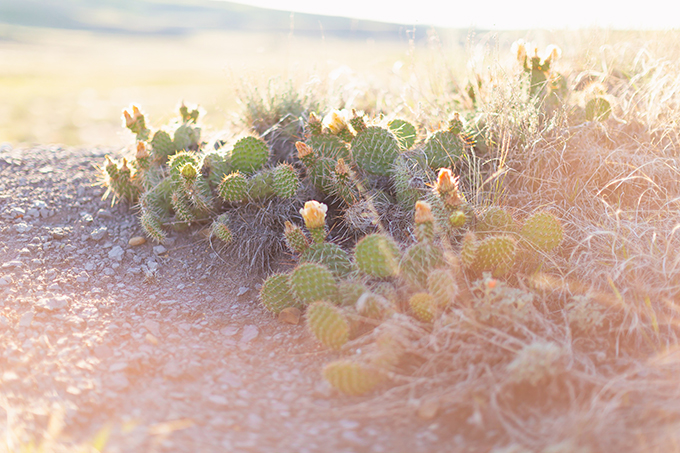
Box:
[0,0,434,39]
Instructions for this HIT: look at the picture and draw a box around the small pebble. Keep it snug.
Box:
[129,236,146,246]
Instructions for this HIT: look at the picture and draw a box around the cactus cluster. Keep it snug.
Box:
[104,100,568,400]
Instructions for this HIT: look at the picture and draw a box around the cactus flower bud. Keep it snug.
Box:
[335,158,350,177]
[434,168,463,208]
[123,110,134,128]
[136,141,149,159]
[300,200,327,231]
[295,141,313,160]
[414,200,434,225]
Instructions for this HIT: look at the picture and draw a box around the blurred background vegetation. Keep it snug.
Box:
[0,0,478,147]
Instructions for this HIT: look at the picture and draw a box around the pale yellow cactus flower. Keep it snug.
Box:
[323,109,350,135]
[300,200,328,230]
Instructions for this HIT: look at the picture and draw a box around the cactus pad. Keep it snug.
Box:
[352,126,400,176]
[289,262,338,305]
[354,234,401,278]
[423,130,464,169]
[323,360,381,396]
[218,171,248,203]
[150,130,176,161]
[272,163,299,199]
[306,301,350,350]
[229,136,269,174]
[211,215,233,244]
[468,235,517,277]
[260,273,299,314]
[409,292,437,322]
[400,242,445,288]
[173,124,200,151]
[477,206,517,235]
[520,211,563,252]
[300,243,354,277]
[388,119,417,150]
[427,268,458,307]
[307,134,351,161]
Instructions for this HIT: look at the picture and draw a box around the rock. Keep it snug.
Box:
[35,295,69,311]
[278,307,301,325]
[128,236,146,247]
[143,319,160,336]
[109,362,129,372]
[90,226,108,241]
[18,311,34,327]
[220,326,238,336]
[237,286,250,296]
[108,373,129,390]
[153,245,167,255]
[96,209,114,219]
[50,227,68,239]
[0,275,12,287]
[163,362,184,379]
[15,222,32,234]
[94,344,113,359]
[240,325,259,344]
[108,246,125,262]
[75,272,89,283]
[146,333,159,345]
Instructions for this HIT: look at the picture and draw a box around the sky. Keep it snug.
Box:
[222,0,679,30]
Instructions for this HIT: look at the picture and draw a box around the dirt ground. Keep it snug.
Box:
[0,145,460,452]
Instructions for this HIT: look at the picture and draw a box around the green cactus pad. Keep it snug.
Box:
[211,215,233,244]
[460,233,478,268]
[520,211,563,252]
[409,292,436,323]
[272,163,299,199]
[229,136,269,174]
[469,235,517,277]
[218,172,248,203]
[168,151,200,177]
[352,126,400,176]
[354,234,401,278]
[301,243,354,277]
[585,97,611,122]
[171,190,194,223]
[290,262,338,305]
[427,268,458,307]
[306,301,350,350]
[173,124,200,151]
[307,134,351,161]
[477,206,517,235]
[140,210,166,243]
[388,119,417,150]
[323,360,382,396]
[356,292,394,319]
[449,210,467,228]
[423,130,464,169]
[399,242,445,288]
[284,222,309,254]
[391,155,429,211]
[260,273,299,314]
[180,162,198,180]
[150,130,176,161]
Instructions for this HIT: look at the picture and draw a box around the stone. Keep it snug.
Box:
[35,295,69,311]
[240,325,259,344]
[15,222,32,233]
[90,226,108,241]
[0,275,12,287]
[153,245,167,255]
[51,227,68,239]
[208,395,229,406]
[108,246,125,262]
[128,236,146,247]
[278,307,301,325]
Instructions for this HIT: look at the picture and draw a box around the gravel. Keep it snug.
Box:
[0,145,445,453]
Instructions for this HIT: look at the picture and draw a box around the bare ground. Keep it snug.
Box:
[0,145,462,452]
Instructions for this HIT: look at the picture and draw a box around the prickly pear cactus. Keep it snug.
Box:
[150,130,176,162]
[399,242,445,288]
[388,119,417,150]
[520,211,563,252]
[409,292,437,323]
[306,301,350,350]
[477,206,517,235]
[218,172,248,203]
[289,262,338,305]
[466,235,517,277]
[260,272,299,314]
[351,126,401,176]
[585,97,611,122]
[300,243,354,277]
[422,130,464,169]
[210,214,233,244]
[427,268,459,308]
[323,360,382,396]
[272,163,299,199]
[284,221,309,255]
[229,136,269,174]
[354,233,401,278]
